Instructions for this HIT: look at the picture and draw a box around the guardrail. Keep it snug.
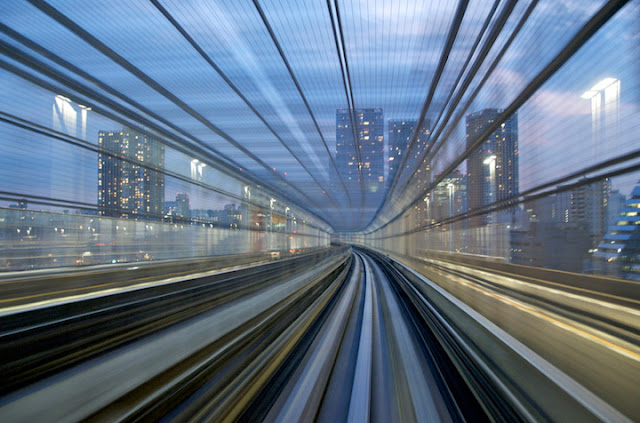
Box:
[0,246,336,307]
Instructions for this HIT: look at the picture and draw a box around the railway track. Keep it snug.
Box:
[0,247,348,395]
[1,247,628,421]
[419,258,640,348]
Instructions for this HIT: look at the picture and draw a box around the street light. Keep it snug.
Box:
[269,198,276,234]
[447,183,455,252]
[483,155,497,202]
[191,159,206,181]
[582,78,620,158]
[581,77,619,99]
[483,155,497,165]
[483,155,497,227]
[423,195,430,223]
[447,183,455,215]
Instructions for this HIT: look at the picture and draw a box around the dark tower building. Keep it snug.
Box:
[556,178,610,248]
[336,108,385,206]
[175,193,190,218]
[98,128,165,219]
[387,119,431,186]
[466,109,518,226]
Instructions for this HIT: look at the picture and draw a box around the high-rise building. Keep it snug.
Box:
[510,220,591,273]
[175,193,190,218]
[592,181,640,280]
[387,119,430,189]
[608,189,626,226]
[515,179,611,273]
[98,128,165,219]
[431,169,467,222]
[466,109,518,226]
[336,108,384,202]
[556,178,610,247]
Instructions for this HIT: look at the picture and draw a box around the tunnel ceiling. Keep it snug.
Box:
[0,0,627,232]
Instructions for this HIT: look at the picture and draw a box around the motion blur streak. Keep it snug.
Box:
[1,0,640,421]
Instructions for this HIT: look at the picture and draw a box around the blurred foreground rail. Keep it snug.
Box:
[0,247,636,422]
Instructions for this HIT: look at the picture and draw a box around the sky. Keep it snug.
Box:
[0,0,639,231]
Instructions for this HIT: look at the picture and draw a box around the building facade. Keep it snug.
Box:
[175,193,190,218]
[466,109,518,226]
[431,169,467,223]
[336,108,385,203]
[510,220,591,273]
[98,128,165,219]
[556,179,610,248]
[387,119,430,189]
[592,181,640,279]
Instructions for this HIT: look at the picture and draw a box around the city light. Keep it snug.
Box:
[483,155,497,165]
[591,77,618,91]
[581,77,619,98]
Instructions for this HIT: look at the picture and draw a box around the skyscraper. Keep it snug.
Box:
[98,128,165,219]
[387,119,430,188]
[466,109,518,225]
[592,181,640,279]
[175,193,190,218]
[336,108,385,202]
[432,169,467,222]
[556,178,610,247]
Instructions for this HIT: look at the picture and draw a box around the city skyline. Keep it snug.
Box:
[0,1,639,277]
[3,95,638,217]
[0,0,638,231]
[466,108,519,225]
